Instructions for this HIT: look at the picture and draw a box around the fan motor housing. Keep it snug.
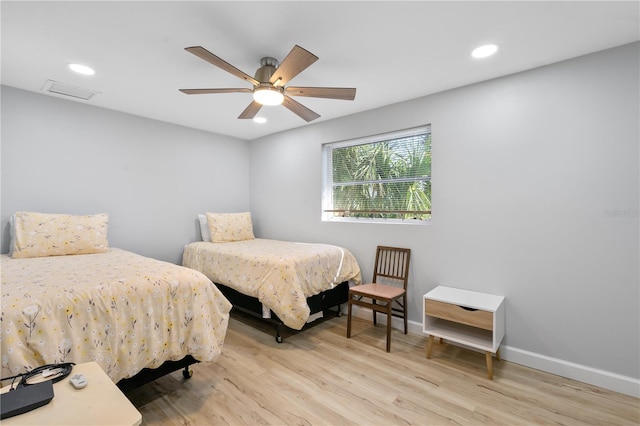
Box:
[255,57,279,83]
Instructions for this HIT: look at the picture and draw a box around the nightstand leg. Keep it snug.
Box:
[496,348,501,361]
[426,335,434,359]
[485,351,493,380]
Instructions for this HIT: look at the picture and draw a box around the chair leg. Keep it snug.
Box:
[403,295,408,334]
[346,299,352,338]
[372,300,377,325]
[386,307,392,352]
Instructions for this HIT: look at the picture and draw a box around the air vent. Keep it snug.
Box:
[41,80,100,100]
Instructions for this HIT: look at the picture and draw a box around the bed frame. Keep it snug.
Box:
[116,355,198,391]
[216,281,349,343]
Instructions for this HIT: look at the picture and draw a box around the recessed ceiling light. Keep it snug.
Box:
[471,44,499,59]
[253,117,267,124]
[68,63,95,75]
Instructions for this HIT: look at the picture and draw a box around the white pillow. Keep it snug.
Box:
[198,213,212,242]
[8,213,15,255]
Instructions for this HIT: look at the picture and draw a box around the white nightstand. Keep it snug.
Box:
[423,286,505,379]
[0,362,141,425]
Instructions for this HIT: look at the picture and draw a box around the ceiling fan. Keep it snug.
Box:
[179,45,356,122]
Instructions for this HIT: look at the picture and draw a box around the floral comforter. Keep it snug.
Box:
[182,239,362,330]
[1,248,231,384]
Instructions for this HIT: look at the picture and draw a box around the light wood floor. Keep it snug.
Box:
[125,313,640,425]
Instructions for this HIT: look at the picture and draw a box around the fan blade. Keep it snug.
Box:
[282,96,321,122]
[269,45,318,87]
[238,100,263,119]
[185,46,259,86]
[285,87,356,100]
[179,88,253,95]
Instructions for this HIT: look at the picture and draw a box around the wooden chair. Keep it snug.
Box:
[346,246,411,352]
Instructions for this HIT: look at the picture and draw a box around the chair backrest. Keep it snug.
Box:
[372,246,411,290]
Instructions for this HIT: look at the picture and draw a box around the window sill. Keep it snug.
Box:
[322,217,431,225]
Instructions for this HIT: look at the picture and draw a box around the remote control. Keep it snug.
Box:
[69,374,88,389]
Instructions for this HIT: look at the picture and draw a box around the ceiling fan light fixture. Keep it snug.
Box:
[253,86,284,106]
[181,44,354,122]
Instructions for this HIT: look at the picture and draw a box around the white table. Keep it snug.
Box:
[423,286,505,379]
[0,362,142,425]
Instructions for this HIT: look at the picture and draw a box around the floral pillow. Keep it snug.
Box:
[11,212,109,258]
[206,212,255,243]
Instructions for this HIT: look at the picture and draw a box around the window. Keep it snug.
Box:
[322,125,431,224]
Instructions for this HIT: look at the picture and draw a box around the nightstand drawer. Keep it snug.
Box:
[425,299,493,331]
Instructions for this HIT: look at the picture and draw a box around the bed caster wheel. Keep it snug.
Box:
[182,368,193,379]
[275,334,283,344]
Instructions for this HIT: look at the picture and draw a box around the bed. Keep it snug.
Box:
[1,212,232,389]
[182,213,362,342]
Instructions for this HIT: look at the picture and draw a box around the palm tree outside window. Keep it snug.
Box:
[322,125,431,223]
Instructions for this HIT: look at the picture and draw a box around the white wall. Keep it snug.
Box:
[249,43,639,394]
[1,86,251,264]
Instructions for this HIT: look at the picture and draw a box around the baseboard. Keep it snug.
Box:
[500,346,640,398]
[349,307,640,397]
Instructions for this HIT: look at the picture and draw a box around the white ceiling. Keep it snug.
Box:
[2,1,638,141]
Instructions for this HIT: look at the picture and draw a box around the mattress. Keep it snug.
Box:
[0,248,232,384]
[182,239,362,330]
